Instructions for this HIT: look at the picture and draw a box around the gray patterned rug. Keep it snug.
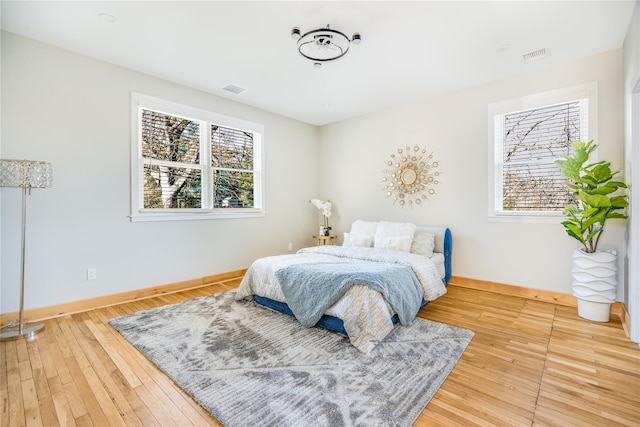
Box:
[109,290,473,427]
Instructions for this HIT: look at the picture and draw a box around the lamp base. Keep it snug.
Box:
[0,322,45,341]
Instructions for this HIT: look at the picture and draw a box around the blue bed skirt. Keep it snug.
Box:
[254,295,355,335]
[254,295,424,336]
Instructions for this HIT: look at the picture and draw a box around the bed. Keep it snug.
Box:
[235,221,452,353]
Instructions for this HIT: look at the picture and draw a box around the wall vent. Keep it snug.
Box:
[222,84,247,94]
[523,48,548,62]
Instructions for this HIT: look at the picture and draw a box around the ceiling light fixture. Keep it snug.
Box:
[291,25,361,68]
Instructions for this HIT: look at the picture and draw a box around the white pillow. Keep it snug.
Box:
[411,231,435,257]
[374,221,416,252]
[374,236,413,252]
[350,220,379,237]
[343,232,374,248]
[346,220,378,247]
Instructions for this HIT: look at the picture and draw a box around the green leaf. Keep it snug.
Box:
[592,210,607,224]
[590,163,612,181]
[609,195,629,205]
[562,222,584,240]
[608,180,628,189]
[585,160,606,169]
[573,148,589,164]
[572,141,587,150]
[584,228,601,242]
[591,186,616,195]
[580,175,598,187]
[607,212,628,219]
[566,183,581,192]
[563,227,584,243]
[582,207,599,217]
[556,158,580,180]
[578,192,611,208]
[563,206,581,221]
[582,215,601,229]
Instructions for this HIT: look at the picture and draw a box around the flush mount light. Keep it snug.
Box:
[291,25,361,67]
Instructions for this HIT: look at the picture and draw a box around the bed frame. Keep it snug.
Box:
[254,226,452,336]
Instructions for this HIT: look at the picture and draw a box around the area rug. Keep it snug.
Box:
[109,290,473,427]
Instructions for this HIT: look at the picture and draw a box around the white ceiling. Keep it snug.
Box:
[1,1,635,126]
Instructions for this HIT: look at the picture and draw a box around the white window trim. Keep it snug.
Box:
[130,92,265,222]
[487,82,598,223]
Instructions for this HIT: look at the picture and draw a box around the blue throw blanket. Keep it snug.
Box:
[275,261,424,328]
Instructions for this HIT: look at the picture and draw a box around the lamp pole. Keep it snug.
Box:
[0,159,51,341]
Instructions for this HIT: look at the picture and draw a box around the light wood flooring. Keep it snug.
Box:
[2,278,639,426]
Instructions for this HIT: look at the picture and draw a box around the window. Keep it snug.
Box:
[488,83,596,221]
[131,93,264,221]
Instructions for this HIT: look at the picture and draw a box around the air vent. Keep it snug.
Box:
[222,84,247,94]
[523,48,548,62]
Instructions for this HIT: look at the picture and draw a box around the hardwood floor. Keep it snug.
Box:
[2,278,639,426]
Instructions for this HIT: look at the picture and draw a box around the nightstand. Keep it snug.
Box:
[313,235,336,245]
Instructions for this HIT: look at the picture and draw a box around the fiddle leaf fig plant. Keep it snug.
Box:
[555,140,628,253]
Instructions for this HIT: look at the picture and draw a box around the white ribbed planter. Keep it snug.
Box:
[572,249,617,322]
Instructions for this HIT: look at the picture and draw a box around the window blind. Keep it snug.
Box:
[500,100,582,212]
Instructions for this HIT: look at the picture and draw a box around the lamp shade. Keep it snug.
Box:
[0,159,53,188]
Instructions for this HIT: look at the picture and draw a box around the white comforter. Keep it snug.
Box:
[235,246,446,353]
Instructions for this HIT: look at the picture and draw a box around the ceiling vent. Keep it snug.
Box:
[522,48,548,62]
[222,84,247,94]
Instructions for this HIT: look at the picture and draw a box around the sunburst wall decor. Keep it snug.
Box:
[382,145,440,207]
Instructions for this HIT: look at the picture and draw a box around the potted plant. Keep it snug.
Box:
[310,198,332,236]
[555,140,628,321]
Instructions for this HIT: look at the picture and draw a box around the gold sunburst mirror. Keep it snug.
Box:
[382,145,440,207]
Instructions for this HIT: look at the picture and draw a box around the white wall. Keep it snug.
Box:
[0,32,629,314]
[623,0,639,342]
[0,33,320,313]
[320,49,626,297]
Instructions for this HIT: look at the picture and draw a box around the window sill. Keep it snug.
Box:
[130,210,265,222]
[488,213,564,224]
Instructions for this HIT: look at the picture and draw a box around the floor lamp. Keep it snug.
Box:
[0,159,52,341]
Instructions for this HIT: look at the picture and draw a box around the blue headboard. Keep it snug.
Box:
[443,228,452,285]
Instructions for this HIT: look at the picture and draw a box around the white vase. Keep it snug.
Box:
[572,249,617,322]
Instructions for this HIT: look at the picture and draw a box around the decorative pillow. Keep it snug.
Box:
[346,220,378,247]
[374,236,413,252]
[343,232,374,248]
[410,231,435,257]
[374,221,416,252]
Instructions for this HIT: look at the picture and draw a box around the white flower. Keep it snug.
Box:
[310,198,332,218]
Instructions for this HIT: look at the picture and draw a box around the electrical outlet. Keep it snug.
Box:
[87,268,97,281]
[288,242,293,251]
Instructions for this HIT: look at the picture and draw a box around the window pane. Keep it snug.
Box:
[502,163,574,211]
[144,164,201,208]
[213,170,254,208]
[503,101,580,163]
[132,93,264,220]
[500,100,581,213]
[211,126,254,170]
[141,109,200,164]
